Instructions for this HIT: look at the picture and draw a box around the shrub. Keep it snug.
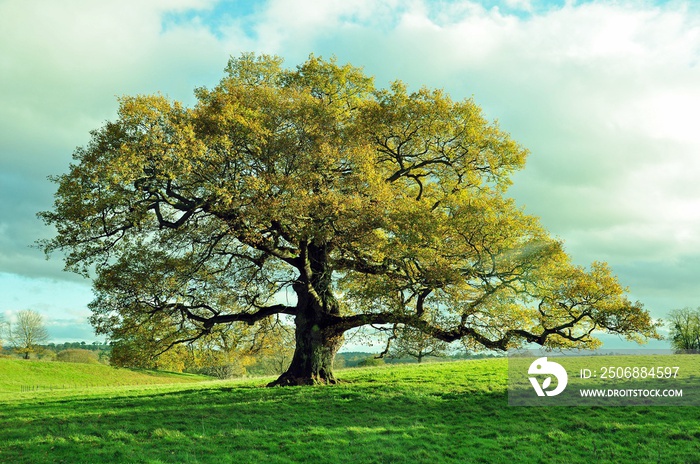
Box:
[195,363,247,379]
[357,357,385,367]
[56,349,99,364]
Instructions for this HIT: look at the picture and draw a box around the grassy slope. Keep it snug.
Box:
[0,358,210,394]
[0,359,699,463]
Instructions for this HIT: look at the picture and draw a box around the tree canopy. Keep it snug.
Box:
[40,53,660,385]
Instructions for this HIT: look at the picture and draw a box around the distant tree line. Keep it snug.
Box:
[338,350,503,368]
[47,341,110,351]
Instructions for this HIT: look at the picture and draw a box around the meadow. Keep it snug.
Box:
[0,357,210,394]
[1,358,699,463]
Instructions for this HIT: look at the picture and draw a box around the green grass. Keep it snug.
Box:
[0,358,211,396]
[1,359,700,463]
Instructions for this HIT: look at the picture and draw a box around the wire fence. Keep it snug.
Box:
[17,383,126,393]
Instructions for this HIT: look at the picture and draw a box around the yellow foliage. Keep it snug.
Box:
[40,53,660,374]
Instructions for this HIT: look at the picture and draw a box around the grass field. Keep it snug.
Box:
[1,358,699,463]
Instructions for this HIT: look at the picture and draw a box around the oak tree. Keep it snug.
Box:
[40,54,660,386]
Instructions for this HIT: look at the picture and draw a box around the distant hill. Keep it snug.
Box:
[0,358,211,394]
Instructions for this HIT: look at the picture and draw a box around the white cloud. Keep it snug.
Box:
[505,0,533,12]
[0,272,93,339]
[0,0,233,279]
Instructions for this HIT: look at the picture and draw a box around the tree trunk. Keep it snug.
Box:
[267,313,343,386]
[268,242,343,386]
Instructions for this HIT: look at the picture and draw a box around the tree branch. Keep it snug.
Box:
[166,302,297,328]
[332,309,600,351]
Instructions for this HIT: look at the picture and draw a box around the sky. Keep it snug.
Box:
[1,0,699,348]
